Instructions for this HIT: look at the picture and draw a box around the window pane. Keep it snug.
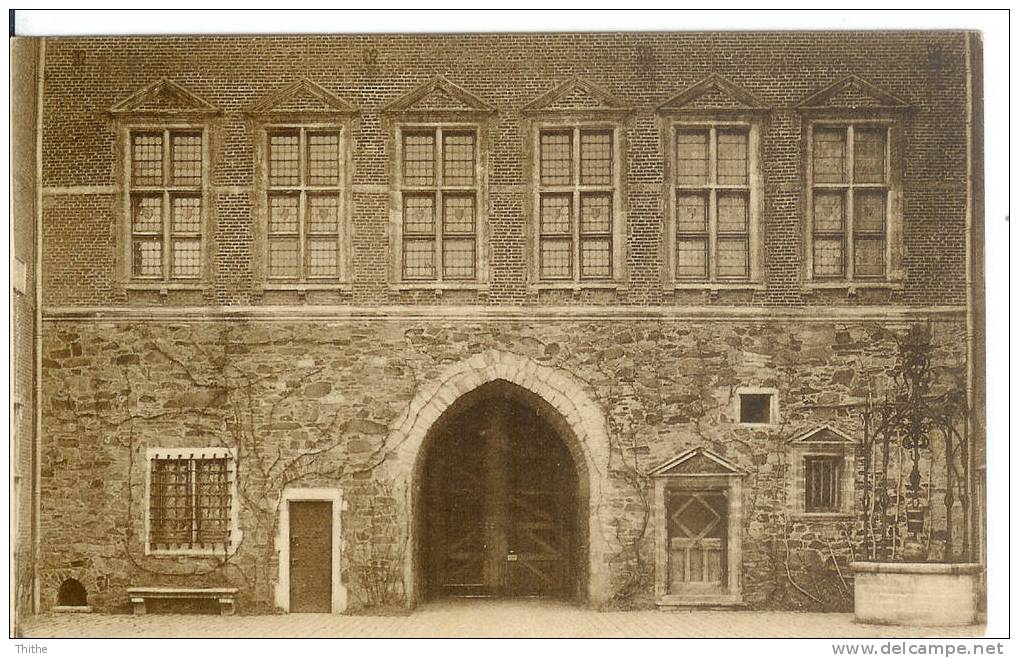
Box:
[580,130,612,185]
[740,393,772,423]
[195,458,230,544]
[403,132,435,186]
[443,132,475,186]
[539,238,572,279]
[268,238,299,278]
[813,191,845,233]
[676,130,709,185]
[854,127,887,183]
[443,194,475,234]
[307,238,339,277]
[307,195,339,234]
[805,457,840,512]
[171,133,202,186]
[580,237,612,279]
[132,133,163,186]
[307,132,340,186]
[540,131,572,186]
[150,459,193,545]
[580,193,612,234]
[442,238,476,280]
[132,239,162,278]
[403,195,435,234]
[854,237,886,277]
[132,195,163,233]
[854,190,886,233]
[717,237,749,280]
[403,239,436,279]
[676,192,707,234]
[172,239,201,278]
[676,238,708,279]
[268,132,300,186]
[268,194,299,234]
[717,130,748,186]
[171,196,201,233]
[717,192,748,234]
[813,237,844,277]
[539,194,572,234]
[812,127,847,184]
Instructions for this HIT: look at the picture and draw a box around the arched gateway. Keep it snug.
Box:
[390,351,611,606]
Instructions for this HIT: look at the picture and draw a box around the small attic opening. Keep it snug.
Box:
[57,578,88,607]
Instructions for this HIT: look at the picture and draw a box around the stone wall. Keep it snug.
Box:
[38,315,966,612]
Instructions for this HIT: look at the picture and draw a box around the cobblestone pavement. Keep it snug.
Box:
[19,600,986,638]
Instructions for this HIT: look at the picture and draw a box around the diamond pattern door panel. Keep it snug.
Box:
[666,491,727,595]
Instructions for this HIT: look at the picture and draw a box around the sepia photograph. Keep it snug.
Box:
[6,7,1009,650]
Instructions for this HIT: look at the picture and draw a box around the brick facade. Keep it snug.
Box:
[29,32,980,614]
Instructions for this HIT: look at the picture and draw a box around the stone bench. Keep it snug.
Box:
[127,587,238,615]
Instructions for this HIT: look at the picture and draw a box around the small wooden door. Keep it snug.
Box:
[289,501,332,612]
[666,490,727,595]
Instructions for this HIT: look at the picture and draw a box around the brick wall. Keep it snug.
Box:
[39,32,972,307]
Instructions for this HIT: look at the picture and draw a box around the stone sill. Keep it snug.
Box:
[668,283,766,291]
[125,282,204,292]
[530,282,627,292]
[656,594,744,608]
[263,283,353,292]
[391,282,490,292]
[805,280,904,291]
[145,547,234,558]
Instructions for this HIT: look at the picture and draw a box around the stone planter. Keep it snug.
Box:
[851,562,982,626]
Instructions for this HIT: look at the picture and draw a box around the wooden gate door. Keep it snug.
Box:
[424,397,576,599]
[666,490,727,595]
[504,428,572,597]
[289,501,332,612]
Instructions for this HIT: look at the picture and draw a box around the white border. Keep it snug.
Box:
[2,7,1009,648]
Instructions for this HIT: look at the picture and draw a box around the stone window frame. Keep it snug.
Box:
[253,120,355,292]
[661,115,766,291]
[801,116,906,290]
[734,386,779,427]
[388,121,491,290]
[116,121,214,291]
[525,119,627,289]
[143,447,241,557]
[787,425,857,519]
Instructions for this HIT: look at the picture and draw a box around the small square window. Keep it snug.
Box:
[739,392,773,424]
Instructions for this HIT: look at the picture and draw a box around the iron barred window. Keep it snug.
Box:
[809,124,889,280]
[266,127,344,281]
[149,452,233,550]
[128,129,204,280]
[804,455,841,512]
[399,127,479,281]
[674,126,751,281]
[537,128,615,281]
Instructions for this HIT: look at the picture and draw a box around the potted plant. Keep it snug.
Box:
[850,324,981,626]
